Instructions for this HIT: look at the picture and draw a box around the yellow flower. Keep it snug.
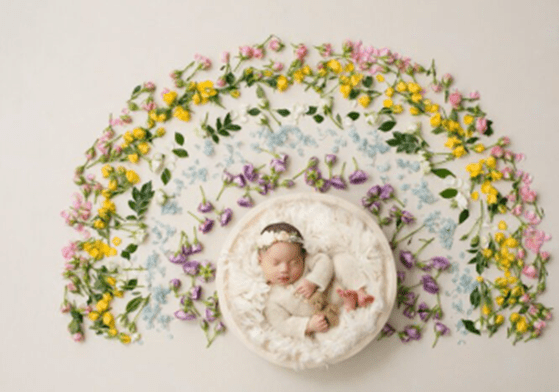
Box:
[128,154,139,164]
[106,276,116,286]
[126,170,140,184]
[495,296,505,306]
[197,80,217,99]
[474,144,485,153]
[108,328,118,337]
[511,286,524,297]
[452,146,467,158]
[101,165,113,178]
[108,247,117,257]
[385,87,394,97]
[516,317,528,334]
[409,106,420,116]
[230,90,240,98]
[396,81,407,92]
[117,166,126,174]
[510,313,520,323]
[466,162,483,177]
[376,74,385,82]
[494,232,505,244]
[318,68,327,77]
[103,199,116,212]
[103,292,112,302]
[482,248,493,258]
[498,220,508,231]
[156,128,166,137]
[480,181,492,194]
[192,93,202,105]
[103,312,115,327]
[133,128,146,140]
[93,220,106,229]
[476,276,484,283]
[358,95,371,108]
[383,99,393,108]
[350,73,362,87]
[339,84,352,99]
[119,334,131,344]
[482,304,491,316]
[95,300,109,313]
[162,91,177,105]
[276,75,289,91]
[464,115,474,125]
[471,191,479,201]
[408,82,421,93]
[505,238,518,248]
[486,156,497,169]
[107,179,118,192]
[173,106,191,122]
[430,113,442,127]
[112,237,122,246]
[114,290,124,298]
[327,59,342,74]
[123,131,134,143]
[293,69,305,83]
[487,193,498,205]
[411,93,422,103]
[138,142,150,155]
[495,314,505,325]
[392,105,403,114]
[344,62,355,73]
[88,311,100,321]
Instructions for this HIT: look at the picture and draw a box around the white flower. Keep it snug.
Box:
[406,121,422,134]
[456,192,468,210]
[155,189,168,206]
[365,111,381,126]
[480,235,490,247]
[419,159,431,174]
[149,153,165,173]
[231,105,249,123]
[319,97,332,111]
[131,229,148,245]
[343,117,353,127]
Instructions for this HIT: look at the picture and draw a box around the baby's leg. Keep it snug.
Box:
[332,253,375,309]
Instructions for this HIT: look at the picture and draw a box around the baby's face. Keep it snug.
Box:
[259,241,305,286]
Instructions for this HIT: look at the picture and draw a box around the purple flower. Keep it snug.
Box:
[281,179,295,188]
[379,184,394,200]
[329,175,347,190]
[219,208,233,226]
[431,256,450,271]
[191,242,203,254]
[401,290,416,306]
[169,279,181,290]
[397,270,405,282]
[174,310,197,321]
[389,205,400,216]
[215,321,226,333]
[432,306,443,320]
[199,218,214,234]
[370,201,381,214]
[257,183,269,195]
[317,179,331,193]
[421,274,439,294]
[233,174,246,188]
[325,154,337,166]
[304,168,322,186]
[237,195,254,208]
[199,261,216,282]
[401,210,415,224]
[435,322,450,336]
[399,250,416,269]
[183,261,200,276]
[367,185,381,197]
[190,285,202,300]
[270,158,287,173]
[404,325,421,341]
[222,170,234,184]
[381,323,395,337]
[243,164,259,182]
[418,302,430,321]
[403,306,416,319]
[169,253,187,264]
[361,197,373,208]
[205,308,218,322]
[308,156,319,168]
[348,169,368,185]
[182,245,193,257]
[198,201,214,213]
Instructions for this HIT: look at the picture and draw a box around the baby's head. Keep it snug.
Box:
[257,222,306,286]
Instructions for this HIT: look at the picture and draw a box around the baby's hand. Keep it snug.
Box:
[295,279,318,299]
[305,314,329,335]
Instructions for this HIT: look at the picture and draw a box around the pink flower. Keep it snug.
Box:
[523,226,551,254]
[142,102,156,111]
[442,73,453,86]
[269,38,283,52]
[221,51,230,63]
[64,263,75,271]
[528,304,538,316]
[490,146,504,158]
[524,210,541,225]
[370,65,384,74]
[522,172,533,184]
[506,193,516,203]
[272,62,284,72]
[520,186,537,203]
[61,303,71,313]
[517,248,526,259]
[545,311,552,321]
[62,242,78,260]
[519,293,530,303]
[430,83,443,93]
[522,265,538,279]
[379,47,390,57]
[194,54,211,70]
[448,90,462,109]
[143,81,155,91]
[540,251,550,261]
[499,136,511,146]
[343,39,354,53]
[239,45,253,59]
[72,333,84,343]
[534,320,546,331]
[66,282,77,292]
[215,77,226,88]
[475,117,488,134]
[319,43,333,57]
[469,91,480,99]
[295,44,308,60]
[253,47,264,59]
[504,150,513,160]
[515,153,525,162]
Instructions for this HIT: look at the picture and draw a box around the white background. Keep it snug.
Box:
[1,0,558,391]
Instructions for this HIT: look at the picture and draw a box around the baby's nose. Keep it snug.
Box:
[279,262,289,272]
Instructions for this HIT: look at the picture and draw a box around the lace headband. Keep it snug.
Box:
[256,230,304,251]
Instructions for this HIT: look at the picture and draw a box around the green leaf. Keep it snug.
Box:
[218,130,230,137]
[459,209,470,224]
[470,287,481,308]
[431,168,455,179]
[132,85,141,95]
[348,89,360,100]
[431,126,445,135]
[439,188,458,198]
[211,134,220,144]
[122,279,138,291]
[306,106,317,115]
[247,108,261,116]
[216,117,222,131]
[224,113,231,125]
[386,138,400,147]
[362,76,373,88]
[461,319,481,335]
[172,149,189,158]
[256,85,265,99]
[175,132,185,146]
[68,319,81,334]
[347,112,360,120]
[126,297,144,313]
[226,124,241,131]
[277,109,290,117]
[225,72,235,85]
[379,121,396,132]
[161,168,171,185]
[313,114,324,123]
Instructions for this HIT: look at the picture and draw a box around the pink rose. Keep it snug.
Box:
[499,136,511,146]
[534,320,546,331]
[448,90,462,109]
[522,265,537,279]
[72,333,84,343]
[430,82,443,93]
[520,186,537,203]
[194,54,211,70]
[221,51,230,63]
[253,47,264,59]
[528,304,538,316]
[490,146,504,158]
[319,43,332,57]
[475,117,488,134]
[239,45,253,59]
[272,62,284,72]
[215,77,226,88]
[269,38,282,52]
[540,251,550,261]
[143,81,155,91]
[295,44,308,60]
[469,91,480,99]
[61,304,71,313]
[519,293,530,303]
[515,153,525,162]
[517,248,526,259]
[442,73,453,86]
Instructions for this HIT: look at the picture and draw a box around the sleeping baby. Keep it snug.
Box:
[258,222,375,339]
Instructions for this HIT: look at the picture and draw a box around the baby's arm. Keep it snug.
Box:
[264,301,311,339]
[306,314,329,335]
[296,253,334,297]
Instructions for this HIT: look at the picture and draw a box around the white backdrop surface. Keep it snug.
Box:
[1,0,558,391]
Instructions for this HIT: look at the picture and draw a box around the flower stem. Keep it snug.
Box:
[393,224,426,247]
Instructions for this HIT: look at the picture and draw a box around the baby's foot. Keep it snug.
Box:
[337,288,358,312]
[357,287,375,308]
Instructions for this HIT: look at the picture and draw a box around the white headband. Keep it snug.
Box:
[256,230,304,251]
